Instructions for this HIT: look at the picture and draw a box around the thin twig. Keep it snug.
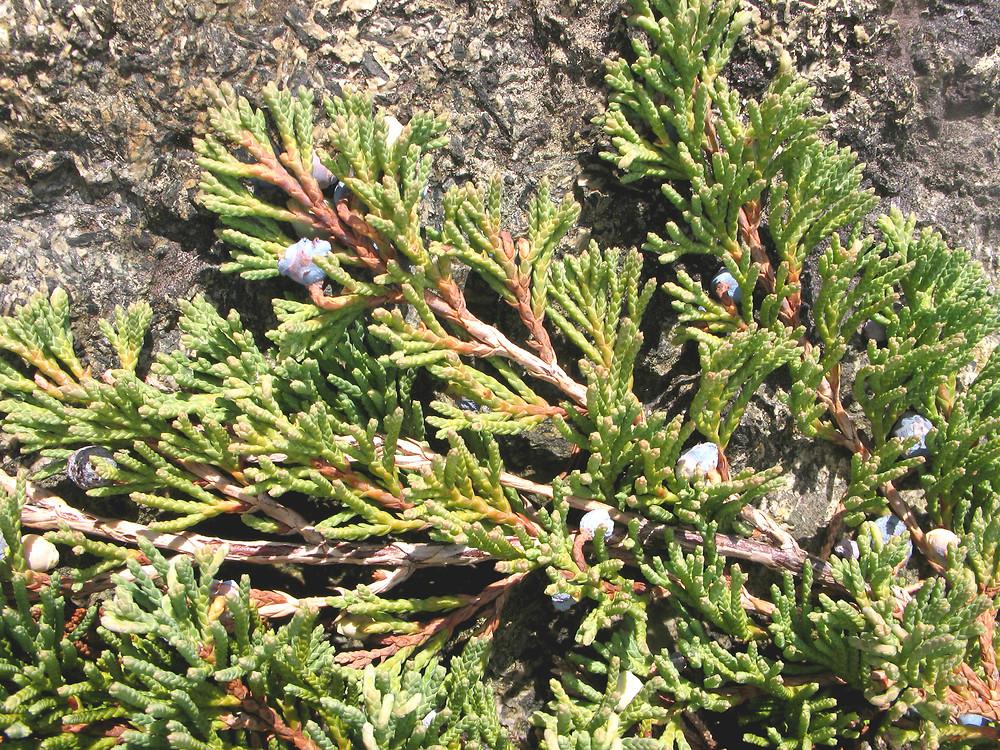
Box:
[2,469,492,568]
[182,460,327,546]
[226,679,321,750]
[3,464,840,588]
[684,710,718,749]
[334,571,528,667]
[424,284,588,405]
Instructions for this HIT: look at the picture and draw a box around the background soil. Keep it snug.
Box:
[0,0,997,742]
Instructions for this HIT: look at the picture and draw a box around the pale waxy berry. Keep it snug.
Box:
[676,443,720,481]
[874,514,913,563]
[615,670,644,711]
[211,580,241,600]
[550,592,575,611]
[712,270,742,304]
[579,508,614,541]
[23,534,59,572]
[278,238,332,286]
[67,446,116,490]
[311,154,336,188]
[837,514,916,563]
[832,538,860,560]
[958,714,989,727]
[926,527,960,564]
[892,412,934,459]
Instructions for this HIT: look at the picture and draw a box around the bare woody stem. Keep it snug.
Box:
[182,460,328,546]
[427,291,587,405]
[2,467,838,589]
[2,469,491,568]
[309,275,588,405]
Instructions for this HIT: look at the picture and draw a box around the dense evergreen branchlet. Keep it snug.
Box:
[0,0,997,747]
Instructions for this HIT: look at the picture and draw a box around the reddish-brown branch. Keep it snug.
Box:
[307,286,400,312]
[251,132,585,408]
[241,131,390,281]
[815,364,933,565]
[734,204,776,287]
[684,711,718,749]
[242,136,343,241]
[704,108,795,327]
[335,572,528,667]
[946,610,1000,723]
[62,722,129,738]
[306,256,587,406]
[496,402,567,417]
[883,482,929,554]
[702,105,780,307]
[499,231,558,364]
[717,291,749,330]
[739,161,929,566]
[424,284,587,405]
[572,532,590,571]
[333,199,388,250]
[5,469,496,568]
[313,458,540,535]
[278,149,326,212]
[312,461,413,512]
[227,680,321,750]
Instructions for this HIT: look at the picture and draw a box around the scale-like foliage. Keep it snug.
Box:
[0,0,997,747]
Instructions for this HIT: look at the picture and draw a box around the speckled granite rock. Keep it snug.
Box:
[746,0,1000,277]
[0,0,996,739]
[2,0,994,313]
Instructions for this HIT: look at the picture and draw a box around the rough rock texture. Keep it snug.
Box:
[0,0,997,740]
[1,0,996,362]
[750,0,1000,276]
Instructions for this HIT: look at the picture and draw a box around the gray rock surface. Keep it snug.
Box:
[749,0,1000,278]
[1,0,995,320]
[0,0,997,740]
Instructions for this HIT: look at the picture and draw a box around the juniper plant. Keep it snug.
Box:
[0,0,998,747]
